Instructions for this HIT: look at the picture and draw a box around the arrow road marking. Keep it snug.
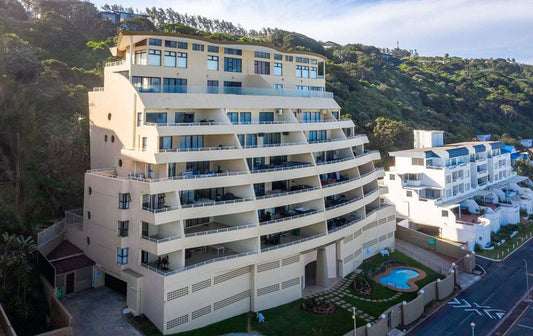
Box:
[448,299,505,319]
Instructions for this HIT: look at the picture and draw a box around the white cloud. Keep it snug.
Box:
[93,0,533,63]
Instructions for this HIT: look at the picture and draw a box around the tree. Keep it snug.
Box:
[371,117,412,160]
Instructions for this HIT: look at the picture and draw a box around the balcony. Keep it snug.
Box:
[184,222,257,237]
[251,161,313,173]
[134,84,334,98]
[260,208,323,226]
[256,185,319,200]
[261,231,326,252]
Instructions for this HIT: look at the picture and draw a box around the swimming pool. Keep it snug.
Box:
[378,268,420,290]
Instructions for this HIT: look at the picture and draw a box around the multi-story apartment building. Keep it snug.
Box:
[384,130,532,248]
[66,32,395,334]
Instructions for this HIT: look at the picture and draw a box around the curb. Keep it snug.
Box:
[488,287,533,336]
[477,234,533,262]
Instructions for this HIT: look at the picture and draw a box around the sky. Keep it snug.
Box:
[92,0,533,64]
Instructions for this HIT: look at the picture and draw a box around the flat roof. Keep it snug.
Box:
[117,31,327,60]
[390,141,504,157]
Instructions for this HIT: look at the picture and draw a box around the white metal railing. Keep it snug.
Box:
[65,209,83,231]
[105,60,125,67]
[322,169,377,189]
[251,163,313,174]
[142,205,180,213]
[242,141,307,149]
[235,120,298,125]
[260,209,324,226]
[141,251,258,276]
[325,188,379,211]
[255,186,319,200]
[181,197,253,208]
[142,234,181,243]
[87,169,248,183]
[184,223,258,237]
[37,219,66,247]
[365,204,393,217]
[261,232,327,252]
[308,137,348,144]
[93,87,104,91]
[160,145,238,152]
[144,121,230,126]
[328,217,364,233]
[298,119,347,123]
[316,157,354,166]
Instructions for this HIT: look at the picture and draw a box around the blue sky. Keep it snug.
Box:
[93,0,533,64]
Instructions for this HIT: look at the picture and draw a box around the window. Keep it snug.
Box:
[163,78,187,93]
[318,130,327,140]
[311,59,317,64]
[254,61,270,75]
[310,67,317,78]
[185,217,210,228]
[186,161,210,175]
[192,43,204,51]
[285,55,293,62]
[273,84,283,89]
[296,85,309,91]
[254,51,270,59]
[245,134,257,146]
[178,42,188,49]
[274,54,282,60]
[177,52,187,68]
[259,112,274,122]
[146,112,167,124]
[148,49,161,66]
[296,65,302,77]
[412,158,424,166]
[165,40,177,48]
[159,136,172,150]
[132,76,161,92]
[207,55,219,70]
[208,45,219,53]
[308,131,318,141]
[406,191,413,197]
[302,66,309,78]
[296,57,310,63]
[273,63,282,76]
[446,175,451,183]
[263,133,281,145]
[175,112,194,123]
[119,193,131,209]
[310,86,324,91]
[207,80,219,93]
[442,210,448,217]
[237,134,244,146]
[223,81,242,91]
[224,47,242,55]
[240,112,251,124]
[164,51,176,67]
[180,135,204,149]
[227,112,238,124]
[389,174,395,180]
[141,250,148,263]
[224,57,242,72]
[168,163,177,177]
[134,50,147,65]
[149,38,162,46]
[118,220,129,237]
[117,248,128,264]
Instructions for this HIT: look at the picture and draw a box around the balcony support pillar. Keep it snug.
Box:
[316,247,328,288]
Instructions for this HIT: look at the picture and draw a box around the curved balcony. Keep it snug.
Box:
[255,188,323,209]
[261,232,327,252]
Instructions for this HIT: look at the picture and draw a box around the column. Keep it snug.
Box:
[316,247,328,287]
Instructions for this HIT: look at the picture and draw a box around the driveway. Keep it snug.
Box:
[61,287,141,336]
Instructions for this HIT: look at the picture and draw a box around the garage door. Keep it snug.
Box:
[105,273,127,296]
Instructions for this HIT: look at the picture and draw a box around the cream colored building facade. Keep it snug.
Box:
[67,32,395,334]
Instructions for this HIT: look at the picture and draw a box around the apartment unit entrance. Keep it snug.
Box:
[305,261,317,287]
[66,272,75,294]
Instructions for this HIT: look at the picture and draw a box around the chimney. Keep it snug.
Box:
[413,130,444,149]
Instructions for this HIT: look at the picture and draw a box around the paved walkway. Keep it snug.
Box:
[61,287,141,336]
[303,273,402,325]
[395,239,454,275]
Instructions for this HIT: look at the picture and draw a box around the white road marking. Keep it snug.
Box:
[517,324,533,330]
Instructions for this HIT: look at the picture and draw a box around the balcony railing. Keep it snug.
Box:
[256,186,319,200]
[142,234,181,243]
[325,188,379,211]
[184,223,258,237]
[160,145,238,152]
[322,169,377,189]
[87,168,248,183]
[105,60,125,67]
[143,205,180,213]
[251,162,313,174]
[328,216,363,233]
[260,209,324,226]
[242,141,306,149]
[316,157,353,166]
[261,232,326,252]
[141,251,258,276]
[134,84,334,98]
[145,121,230,126]
[181,197,254,208]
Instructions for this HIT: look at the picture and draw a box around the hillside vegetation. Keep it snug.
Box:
[1,0,532,233]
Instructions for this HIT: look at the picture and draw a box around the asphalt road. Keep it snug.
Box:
[507,304,533,336]
[409,239,533,336]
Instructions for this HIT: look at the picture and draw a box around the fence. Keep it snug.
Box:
[39,275,72,336]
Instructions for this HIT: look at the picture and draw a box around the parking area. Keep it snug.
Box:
[61,286,141,336]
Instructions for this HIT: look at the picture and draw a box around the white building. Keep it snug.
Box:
[65,32,395,334]
[384,130,532,248]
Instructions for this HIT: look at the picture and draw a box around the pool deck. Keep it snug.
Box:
[373,266,427,292]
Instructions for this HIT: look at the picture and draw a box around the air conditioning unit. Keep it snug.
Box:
[276,109,283,115]
[282,132,289,135]
[258,133,265,137]
[297,109,302,113]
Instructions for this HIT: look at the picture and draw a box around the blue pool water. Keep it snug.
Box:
[378,268,419,290]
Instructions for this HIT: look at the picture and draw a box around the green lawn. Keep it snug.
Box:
[133,251,441,336]
[477,222,533,260]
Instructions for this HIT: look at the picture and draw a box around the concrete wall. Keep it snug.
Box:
[41,276,73,333]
